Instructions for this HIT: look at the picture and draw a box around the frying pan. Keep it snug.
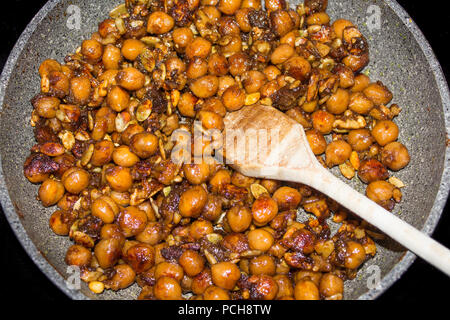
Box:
[0,0,449,300]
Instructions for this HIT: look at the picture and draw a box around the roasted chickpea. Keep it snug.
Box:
[272,186,302,211]
[107,85,130,112]
[189,219,214,240]
[91,195,119,223]
[270,44,295,65]
[38,59,61,77]
[325,140,352,167]
[130,132,158,158]
[235,8,252,32]
[61,167,90,194]
[65,244,92,267]
[211,261,240,290]
[185,37,212,60]
[136,222,162,245]
[226,205,252,232]
[248,274,279,300]
[183,163,211,185]
[32,95,59,118]
[117,206,148,237]
[105,166,132,192]
[38,179,65,207]
[202,97,227,117]
[231,171,255,188]
[147,11,175,34]
[294,279,320,300]
[261,179,280,194]
[192,268,213,295]
[112,145,139,167]
[94,238,121,269]
[319,273,343,299]
[121,39,145,61]
[307,12,330,25]
[46,70,70,98]
[358,159,389,184]
[248,228,274,252]
[126,243,155,273]
[217,75,237,96]
[190,75,219,98]
[348,128,373,151]
[90,140,114,167]
[348,92,374,115]
[208,53,229,76]
[177,92,197,117]
[198,110,224,130]
[179,186,208,218]
[81,39,103,62]
[154,276,182,300]
[270,10,293,37]
[222,85,245,111]
[311,110,335,134]
[49,210,72,235]
[273,275,294,299]
[381,142,410,171]
[249,255,276,275]
[102,44,122,70]
[306,129,327,155]
[228,52,251,76]
[116,67,145,91]
[219,34,242,56]
[201,194,223,221]
[264,65,281,81]
[344,241,366,269]
[186,57,208,79]
[209,169,231,192]
[326,88,350,114]
[351,73,370,92]
[241,70,266,94]
[218,0,241,15]
[332,19,354,39]
[363,82,393,106]
[241,0,261,8]
[366,180,394,206]
[295,270,322,286]
[203,285,230,300]
[179,250,205,277]
[155,261,184,281]
[100,223,125,242]
[107,264,136,291]
[69,76,91,105]
[172,27,194,50]
[371,120,399,146]
[251,196,278,226]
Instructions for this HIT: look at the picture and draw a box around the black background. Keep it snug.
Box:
[0,0,448,301]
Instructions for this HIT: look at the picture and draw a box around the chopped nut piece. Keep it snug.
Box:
[250,183,269,199]
[349,151,360,170]
[388,176,405,188]
[245,92,261,105]
[339,162,355,179]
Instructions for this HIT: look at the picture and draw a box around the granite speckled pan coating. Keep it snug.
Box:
[0,0,449,300]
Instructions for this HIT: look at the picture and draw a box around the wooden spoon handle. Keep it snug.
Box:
[293,166,450,276]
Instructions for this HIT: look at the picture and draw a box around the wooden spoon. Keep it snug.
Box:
[224,104,450,275]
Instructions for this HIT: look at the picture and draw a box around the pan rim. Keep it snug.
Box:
[0,0,449,300]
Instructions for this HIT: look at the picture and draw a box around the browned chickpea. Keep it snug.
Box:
[61,167,90,194]
[177,92,197,117]
[366,180,394,204]
[280,31,296,47]
[211,261,240,290]
[249,255,276,276]
[242,71,266,94]
[198,110,224,130]
[295,271,322,286]
[270,44,295,65]
[179,185,208,218]
[248,228,274,252]
[81,39,103,62]
[183,163,211,185]
[90,140,114,167]
[363,82,393,106]
[252,196,278,226]
[192,268,213,295]
[264,65,281,81]
[179,250,205,277]
[219,35,242,56]
[130,132,158,159]
[189,219,214,240]
[294,279,320,300]
[100,223,125,242]
[209,169,231,192]
[343,52,369,73]
[155,261,184,281]
[351,73,370,92]
[172,27,194,50]
[116,67,145,91]
[306,12,330,25]
[381,142,410,171]
[65,244,92,267]
[348,92,374,115]
[270,10,293,37]
[121,39,145,61]
[311,110,335,134]
[218,0,241,15]
[107,85,130,112]
[154,276,182,300]
[260,179,280,194]
[93,238,121,269]
[147,11,174,34]
[91,195,119,223]
[332,19,354,39]
[358,159,389,184]
[226,205,252,232]
[190,75,219,98]
[69,76,91,105]
[186,57,208,79]
[227,53,249,77]
[248,275,279,300]
[102,44,122,70]
[217,75,237,96]
[344,241,366,269]
[38,179,65,207]
[319,273,343,299]
[49,210,72,235]
[125,243,155,273]
[222,85,245,111]
[325,140,352,167]
[112,145,139,167]
[371,120,399,146]
[105,166,132,192]
[202,97,227,117]
[272,186,302,211]
[185,37,212,60]
[121,123,144,146]
[136,222,162,245]
[306,129,327,155]
[208,53,229,76]
[117,206,148,237]
[265,0,286,11]
[201,194,223,221]
[348,128,373,152]
[46,70,70,98]
[32,95,59,118]
[326,88,350,114]
[203,285,230,300]
[235,8,252,32]
[38,59,61,77]
[274,275,294,299]
[107,264,136,291]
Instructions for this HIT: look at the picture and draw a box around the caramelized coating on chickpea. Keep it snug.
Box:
[117,206,148,237]
[61,167,90,194]
[208,53,229,77]
[248,274,279,300]
[351,74,370,92]
[198,110,224,130]
[248,228,274,252]
[311,110,335,134]
[222,85,245,111]
[319,273,344,299]
[94,238,121,269]
[69,76,91,105]
[189,219,214,240]
[283,56,311,81]
[272,186,302,210]
[183,162,211,185]
[38,179,65,207]
[105,166,133,192]
[112,145,140,167]
[349,92,374,114]
[344,241,366,269]
[366,180,394,205]
[116,67,145,91]
[91,140,114,167]
[121,39,145,61]
[65,244,92,267]
[102,44,122,70]
[306,129,327,155]
[154,276,182,300]
[294,279,320,300]
[190,75,219,98]
[211,261,241,290]
[91,195,119,223]
[326,88,350,114]
[242,70,266,94]
[325,140,352,167]
[348,128,373,152]
[332,19,354,39]
[371,120,399,146]
[203,285,230,300]
[130,132,159,158]
[363,82,393,106]
[226,205,252,232]
[177,92,198,117]
[81,39,103,62]
[126,243,155,273]
[271,44,295,65]
[32,95,59,118]
[49,210,72,235]
[147,11,175,34]
[107,264,136,291]
[218,0,242,15]
[381,142,410,171]
[172,27,194,49]
[155,261,184,281]
[192,268,213,295]
[185,37,212,60]
[179,250,205,277]
[249,255,276,275]
[251,195,278,226]
[107,85,130,112]
[358,159,389,184]
[179,186,208,218]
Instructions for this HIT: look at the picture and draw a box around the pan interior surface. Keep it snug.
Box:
[0,0,448,300]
